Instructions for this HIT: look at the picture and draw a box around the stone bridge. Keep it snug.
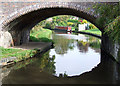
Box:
[0,0,101,46]
[0,0,119,63]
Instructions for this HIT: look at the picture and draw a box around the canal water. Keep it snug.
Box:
[0,32,120,84]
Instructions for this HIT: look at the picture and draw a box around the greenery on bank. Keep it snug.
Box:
[38,15,72,29]
[0,47,38,62]
[37,15,100,34]
[39,15,79,31]
[81,28,101,36]
[30,26,52,42]
[38,15,97,31]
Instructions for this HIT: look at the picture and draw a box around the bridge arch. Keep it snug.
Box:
[2,2,100,30]
[1,2,101,46]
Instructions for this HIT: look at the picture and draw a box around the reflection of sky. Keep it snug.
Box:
[50,34,100,77]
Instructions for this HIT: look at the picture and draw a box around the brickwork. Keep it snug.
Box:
[0,1,118,30]
[0,2,98,29]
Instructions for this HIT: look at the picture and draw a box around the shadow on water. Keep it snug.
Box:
[1,32,120,84]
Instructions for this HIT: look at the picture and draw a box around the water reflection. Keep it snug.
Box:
[1,51,120,84]
[50,33,100,77]
[35,51,56,75]
[52,34,75,55]
[1,32,120,84]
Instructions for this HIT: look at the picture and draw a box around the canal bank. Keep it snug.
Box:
[43,28,101,39]
[0,42,53,68]
[73,31,101,39]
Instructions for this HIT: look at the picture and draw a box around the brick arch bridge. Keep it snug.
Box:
[0,2,101,45]
[0,1,119,62]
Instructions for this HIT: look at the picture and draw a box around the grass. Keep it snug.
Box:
[81,28,102,36]
[0,47,38,62]
[30,27,52,42]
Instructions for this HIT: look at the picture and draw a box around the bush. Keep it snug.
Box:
[105,16,120,42]
[45,22,51,28]
[67,19,78,23]
[71,27,75,31]
[67,22,74,26]
[89,24,96,29]
[81,20,87,24]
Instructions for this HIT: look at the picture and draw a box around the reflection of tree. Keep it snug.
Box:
[53,34,74,55]
[77,36,101,53]
[13,58,37,70]
[89,41,100,49]
[88,36,101,53]
[36,51,56,75]
[59,71,68,77]
[11,51,56,75]
[77,41,89,53]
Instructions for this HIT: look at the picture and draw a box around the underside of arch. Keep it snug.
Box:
[5,7,100,32]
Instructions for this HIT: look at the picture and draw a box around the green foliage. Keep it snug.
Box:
[67,19,78,23]
[45,22,51,29]
[81,20,87,24]
[0,47,21,56]
[93,3,119,27]
[0,46,37,61]
[105,16,120,42]
[67,22,74,26]
[39,15,80,31]
[43,15,72,29]
[93,3,119,42]
[71,27,75,31]
[36,20,46,27]
[89,24,97,29]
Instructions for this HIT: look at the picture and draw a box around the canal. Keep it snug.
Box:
[0,31,120,84]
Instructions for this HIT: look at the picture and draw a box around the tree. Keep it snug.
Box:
[105,16,120,43]
[93,3,119,27]
[93,2,119,42]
